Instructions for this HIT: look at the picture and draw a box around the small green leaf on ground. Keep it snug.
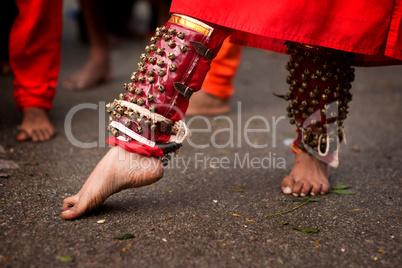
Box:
[331,183,353,190]
[277,221,289,226]
[329,183,356,195]
[330,189,356,195]
[59,256,73,262]
[291,226,320,233]
[114,233,135,240]
[227,189,244,192]
[266,197,317,218]
[285,197,319,202]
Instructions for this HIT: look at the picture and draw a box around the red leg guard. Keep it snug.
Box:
[284,42,355,167]
[106,14,232,162]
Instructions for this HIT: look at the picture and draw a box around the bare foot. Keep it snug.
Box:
[281,152,330,197]
[62,147,164,220]
[63,56,112,91]
[17,107,56,142]
[186,90,230,116]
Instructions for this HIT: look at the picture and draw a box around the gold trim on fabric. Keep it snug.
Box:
[169,15,211,36]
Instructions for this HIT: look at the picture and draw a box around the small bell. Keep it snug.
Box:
[130,72,137,82]
[135,88,143,95]
[156,60,164,67]
[125,121,132,128]
[168,52,175,60]
[168,28,176,35]
[147,94,154,102]
[158,70,166,77]
[148,57,156,64]
[167,40,176,48]
[138,66,146,73]
[156,48,164,55]
[180,45,187,52]
[140,53,148,62]
[158,85,165,93]
[137,98,145,106]
[177,32,185,39]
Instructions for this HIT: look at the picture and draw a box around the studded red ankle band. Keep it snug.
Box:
[106,14,231,164]
[283,42,355,167]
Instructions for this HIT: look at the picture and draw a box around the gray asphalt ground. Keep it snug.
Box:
[0,3,401,268]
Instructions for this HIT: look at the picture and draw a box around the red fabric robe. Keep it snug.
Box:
[170,0,402,66]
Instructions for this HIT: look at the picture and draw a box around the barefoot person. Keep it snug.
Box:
[9,0,62,142]
[63,0,113,91]
[62,1,402,219]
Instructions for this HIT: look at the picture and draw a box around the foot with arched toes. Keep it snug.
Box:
[62,146,164,220]
[281,152,330,197]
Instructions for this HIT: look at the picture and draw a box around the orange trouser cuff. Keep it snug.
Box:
[201,37,242,99]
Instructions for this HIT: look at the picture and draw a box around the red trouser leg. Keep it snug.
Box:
[10,0,62,111]
[106,14,232,160]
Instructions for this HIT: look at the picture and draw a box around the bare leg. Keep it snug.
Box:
[186,90,230,116]
[0,60,11,74]
[62,147,164,220]
[186,38,241,116]
[63,0,112,91]
[17,107,56,142]
[281,152,330,197]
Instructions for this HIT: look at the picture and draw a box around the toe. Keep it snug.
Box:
[300,182,313,197]
[62,195,87,220]
[310,184,322,196]
[320,183,331,195]
[63,78,80,91]
[37,130,46,142]
[42,130,51,141]
[31,130,40,142]
[292,181,304,196]
[16,129,30,141]
[281,175,295,195]
[61,205,86,220]
[63,195,78,211]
